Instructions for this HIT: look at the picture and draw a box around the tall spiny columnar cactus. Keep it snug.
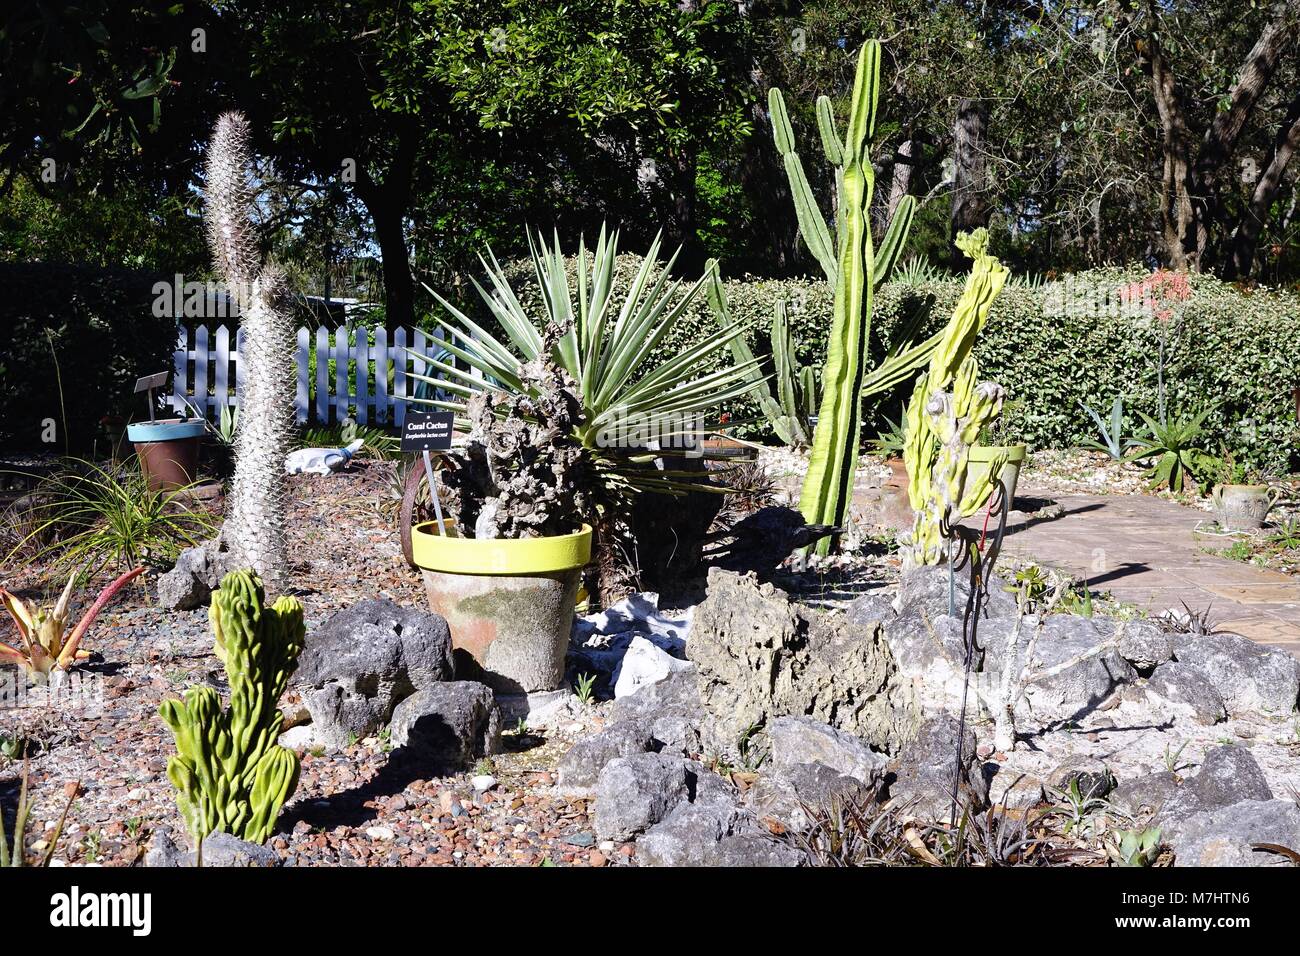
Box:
[204,112,295,586]
[769,42,922,554]
[159,570,305,845]
[903,229,1011,567]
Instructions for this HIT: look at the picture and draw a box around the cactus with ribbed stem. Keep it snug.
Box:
[204,111,295,586]
[159,569,305,845]
[769,41,930,553]
[903,229,1011,566]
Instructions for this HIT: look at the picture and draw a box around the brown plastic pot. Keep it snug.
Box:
[127,419,205,491]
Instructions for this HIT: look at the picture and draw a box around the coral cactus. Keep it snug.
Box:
[903,229,1011,566]
[203,112,296,587]
[159,569,305,845]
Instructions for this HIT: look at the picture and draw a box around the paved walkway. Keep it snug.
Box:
[994,489,1300,658]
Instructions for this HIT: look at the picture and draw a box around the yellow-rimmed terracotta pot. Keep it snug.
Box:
[411,520,592,693]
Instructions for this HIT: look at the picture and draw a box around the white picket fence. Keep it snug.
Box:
[170,324,457,426]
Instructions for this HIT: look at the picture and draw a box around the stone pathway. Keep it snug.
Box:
[996,488,1300,657]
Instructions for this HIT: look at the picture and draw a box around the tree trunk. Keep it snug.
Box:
[1227,93,1300,278]
[665,148,704,272]
[950,99,990,265]
[353,130,418,328]
[1144,0,1298,270]
[888,139,916,221]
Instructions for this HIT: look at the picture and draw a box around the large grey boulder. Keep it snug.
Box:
[155,535,242,610]
[705,833,803,867]
[1172,800,1300,867]
[1144,662,1226,725]
[892,565,1018,621]
[1011,617,1137,724]
[767,716,887,783]
[1116,621,1177,670]
[1173,633,1300,716]
[688,570,918,759]
[1158,745,1273,835]
[388,681,501,770]
[594,753,692,842]
[295,600,454,749]
[636,799,739,867]
[557,720,655,793]
[747,761,874,832]
[1111,771,1181,816]
[886,712,988,819]
[608,667,706,756]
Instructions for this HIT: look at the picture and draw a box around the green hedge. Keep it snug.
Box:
[477,256,1300,476]
[1,263,175,453]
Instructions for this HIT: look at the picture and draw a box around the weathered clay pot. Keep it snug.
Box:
[1213,484,1281,532]
[967,443,1027,510]
[128,419,205,491]
[412,521,592,694]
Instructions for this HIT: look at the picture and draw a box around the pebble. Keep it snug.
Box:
[366,826,395,841]
[588,850,607,867]
[471,775,497,792]
[565,831,596,847]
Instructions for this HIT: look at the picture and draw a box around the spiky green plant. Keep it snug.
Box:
[204,112,296,587]
[768,40,929,553]
[1126,407,1217,493]
[706,269,816,448]
[405,226,760,499]
[159,569,305,845]
[903,230,1011,566]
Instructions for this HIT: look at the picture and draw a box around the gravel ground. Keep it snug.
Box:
[2,461,631,867]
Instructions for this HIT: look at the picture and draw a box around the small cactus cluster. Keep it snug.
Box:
[159,569,305,845]
[903,229,1010,566]
[204,111,296,587]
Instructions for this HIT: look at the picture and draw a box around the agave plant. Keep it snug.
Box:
[1127,407,1218,493]
[0,566,143,681]
[406,226,761,497]
[1079,396,1139,460]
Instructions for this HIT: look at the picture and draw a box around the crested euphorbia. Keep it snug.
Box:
[0,567,143,681]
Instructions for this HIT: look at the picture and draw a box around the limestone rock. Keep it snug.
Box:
[1172,800,1300,867]
[295,600,454,749]
[886,712,988,820]
[688,569,918,759]
[388,681,501,770]
[593,753,691,842]
[557,720,655,793]
[1144,662,1226,725]
[1173,633,1300,716]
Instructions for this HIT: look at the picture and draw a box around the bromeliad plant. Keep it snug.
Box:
[0,567,144,682]
[407,226,761,503]
[903,230,1011,567]
[768,40,936,553]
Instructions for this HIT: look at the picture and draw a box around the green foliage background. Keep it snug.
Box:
[496,253,1300,475]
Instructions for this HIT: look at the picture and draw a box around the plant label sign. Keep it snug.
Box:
[401,410,455,452]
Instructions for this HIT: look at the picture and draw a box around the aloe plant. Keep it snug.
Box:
[406,226,760,499]
[768,40,930,553]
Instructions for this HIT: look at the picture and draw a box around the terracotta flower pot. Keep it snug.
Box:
[128,419,205,491]
[411,521,592,694]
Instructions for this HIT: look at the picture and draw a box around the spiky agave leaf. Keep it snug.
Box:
[406,227,761,497]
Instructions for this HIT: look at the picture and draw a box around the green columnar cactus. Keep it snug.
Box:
[903,230,1011,566]
[160,570,306,845]
[205,112,296,587]
[769,41,927,553]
